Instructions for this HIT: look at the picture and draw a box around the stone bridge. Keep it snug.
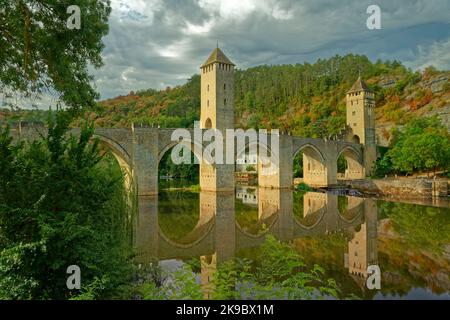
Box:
[4,47,377,194]
[8,123,366,194]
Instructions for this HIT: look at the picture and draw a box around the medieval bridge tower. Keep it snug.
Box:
[346,77,377,176]
[200,46,235,131]
[199,47,236,192]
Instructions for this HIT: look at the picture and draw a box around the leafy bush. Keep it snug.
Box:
[371,147,393,178]
[138,264,203,300]
[387,116,450,175]
[0,112,134,299]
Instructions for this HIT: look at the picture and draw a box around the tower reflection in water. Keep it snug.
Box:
[135,188,378,298]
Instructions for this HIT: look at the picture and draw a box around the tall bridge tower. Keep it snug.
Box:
[200,46,235,131]
[199,46,236,191]
[346,77,377,175]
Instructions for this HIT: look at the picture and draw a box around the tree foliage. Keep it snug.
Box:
[386,117,450,174]
[158,147,199,183]
[0,0,111,110]
[0,112,133,299]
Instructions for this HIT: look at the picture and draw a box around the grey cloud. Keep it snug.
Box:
[63,0,450,102]
[6,0,448,109]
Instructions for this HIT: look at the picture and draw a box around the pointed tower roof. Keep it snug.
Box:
[347,77,372,93]
[201,47,235,68]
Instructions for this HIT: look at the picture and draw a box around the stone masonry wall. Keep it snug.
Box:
[346,178,449,198]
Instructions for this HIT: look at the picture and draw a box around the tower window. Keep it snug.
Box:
[224,83,226,91]
[352,111,356,116]
[207,85,209,92]
[205,118,212,129]
[353,123,357,127]
[207,100,209,107]
[224,98,227,106]
[351,101,353,106]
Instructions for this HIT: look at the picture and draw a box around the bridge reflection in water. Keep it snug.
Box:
[135,189,378,297]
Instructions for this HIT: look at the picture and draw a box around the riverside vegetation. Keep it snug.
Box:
[0,113,134,299]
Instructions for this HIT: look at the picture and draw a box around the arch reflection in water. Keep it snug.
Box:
[134,189,378,296]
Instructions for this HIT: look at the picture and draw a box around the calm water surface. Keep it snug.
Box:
[135,186,450,300]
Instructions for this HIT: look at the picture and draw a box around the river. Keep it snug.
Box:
[134,186,450,300]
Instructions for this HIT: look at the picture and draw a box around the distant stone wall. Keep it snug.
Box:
[345,178,449,199]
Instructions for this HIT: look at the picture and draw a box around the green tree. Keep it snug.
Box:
[293,151,303,178]
[0,112,133,299]
[387,117,450,175]
[158,147,199,185]
[0,0,111,110]
[372,155,393,178]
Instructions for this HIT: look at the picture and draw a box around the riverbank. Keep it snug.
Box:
[160,184,200,192]
[342,178,449,200]
[160,178,450,201]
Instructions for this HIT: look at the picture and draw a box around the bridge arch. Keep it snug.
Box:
[158,219,215,249]
[157,191,215,249]
[234,135,275,164]
[337,196,365,223]
[158,138,204,164]
[293,192,327,230]
[292,144,328,187]
[351,135,360,144]
[336,145,364,180]
[235,205,279,238]
[94,134,135,192]
[156,138,206,187]
[234,136,282,188]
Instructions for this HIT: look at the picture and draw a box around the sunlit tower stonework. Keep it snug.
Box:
[346,77,377,176]
[199,47,236,191]
[200,47,235,131]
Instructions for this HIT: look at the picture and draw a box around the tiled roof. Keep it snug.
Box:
[201,47,235,68]
[348,76,372,93]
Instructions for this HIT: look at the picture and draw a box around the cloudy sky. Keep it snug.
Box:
[91,0,450,100]
[4,0,450,108]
